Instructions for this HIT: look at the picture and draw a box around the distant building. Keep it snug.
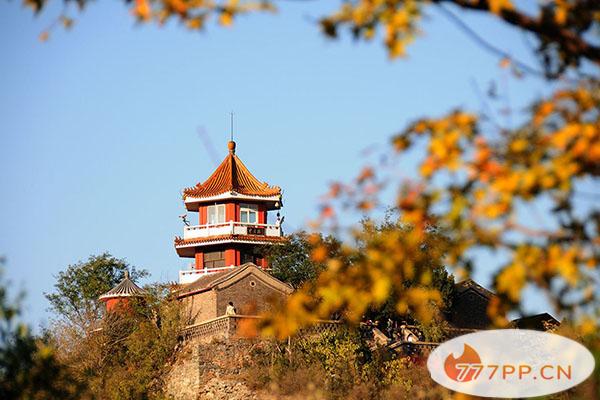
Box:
[510,312,560,331]
[448,279,495,329]
[447,279,560,331]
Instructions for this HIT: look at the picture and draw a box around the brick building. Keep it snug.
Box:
[175,262,293,325]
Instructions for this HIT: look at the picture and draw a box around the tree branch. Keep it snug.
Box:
[435,0,600,65]
[437,4,546,77]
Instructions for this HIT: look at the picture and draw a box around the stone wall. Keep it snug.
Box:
[164,341,201,400]
[164,338,264,400]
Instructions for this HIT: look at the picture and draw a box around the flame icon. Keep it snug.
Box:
[444,343,482,382]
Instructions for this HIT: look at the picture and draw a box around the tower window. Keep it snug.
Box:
[240,203,258,224]
[207,204,226,225]
[241,251,255,264]
[204,251,225,268]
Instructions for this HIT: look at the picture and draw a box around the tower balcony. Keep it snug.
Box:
[183,221,281,240]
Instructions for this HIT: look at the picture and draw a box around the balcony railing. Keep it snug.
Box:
[183,221,281,240]
[179,266,236,284]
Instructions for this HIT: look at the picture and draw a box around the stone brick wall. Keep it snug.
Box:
[182,290,217,325]
[164,338,263,400]
[164,341,201,400]
[216,274,287,316]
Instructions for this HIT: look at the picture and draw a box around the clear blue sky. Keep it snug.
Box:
[0,1,550,328]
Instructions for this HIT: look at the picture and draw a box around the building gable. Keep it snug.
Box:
[212,263,294,295]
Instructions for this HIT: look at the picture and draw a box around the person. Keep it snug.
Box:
[225,301,236,316]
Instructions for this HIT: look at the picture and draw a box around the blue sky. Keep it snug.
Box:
[0,1,551,328]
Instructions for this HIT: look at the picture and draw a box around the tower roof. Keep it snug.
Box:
[183,141,281,202]
[99,271,147,301]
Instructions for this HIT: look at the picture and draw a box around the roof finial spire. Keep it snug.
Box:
[230,111,234,142]
[228,111,236,154]
[124,269,130,279]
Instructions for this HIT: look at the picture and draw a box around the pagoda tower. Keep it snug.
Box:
[174,140,285,284]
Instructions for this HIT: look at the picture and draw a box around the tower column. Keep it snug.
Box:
[199,206,207,225]
[195,252,204,270]
[225,249,236,266]
[226,203,236,222]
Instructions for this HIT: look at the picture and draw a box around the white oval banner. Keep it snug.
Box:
[427,329,595,398]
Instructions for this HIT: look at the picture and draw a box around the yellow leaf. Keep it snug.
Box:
[186,16,204,30]
[510,139,527,152]
[555,7,568,25]
[454,112,476,128]
[311,246,328,263]
[389,40,406,58]
[60,16,74,29]
[578,317,596,336]
[540,174,555,189]
[133,0,151,21]
[419,158,436,178]
[488,0,513,14]
[219,12,233,27]
[497,262,525,302]
[167,0,188,15]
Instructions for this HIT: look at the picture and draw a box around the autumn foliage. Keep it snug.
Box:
[22,0,600,355]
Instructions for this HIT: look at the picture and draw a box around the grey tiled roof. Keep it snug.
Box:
[99,272,147,300]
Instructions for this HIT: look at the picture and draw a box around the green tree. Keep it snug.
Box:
[47,279,183,400]
[355,218,455,323]
[87,284,183,400]
[45,253,147,333]
[265,232,343,289]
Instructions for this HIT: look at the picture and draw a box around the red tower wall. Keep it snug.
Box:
[190,199,275,269]
[104,297,130,312]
